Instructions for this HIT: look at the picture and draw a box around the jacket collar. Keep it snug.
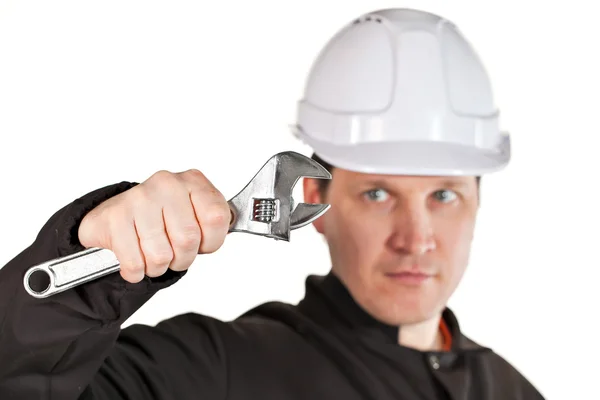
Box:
[297,271,487,353]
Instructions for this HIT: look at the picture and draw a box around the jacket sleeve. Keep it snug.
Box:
[0,182,229,400]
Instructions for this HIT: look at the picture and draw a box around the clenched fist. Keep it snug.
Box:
[78,169,231,283]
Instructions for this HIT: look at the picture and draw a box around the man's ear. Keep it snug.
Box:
[302,177,326,234]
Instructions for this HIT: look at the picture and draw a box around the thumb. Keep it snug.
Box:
[77,210,110,250]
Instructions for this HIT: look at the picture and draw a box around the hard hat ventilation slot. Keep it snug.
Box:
[352,16,383,25]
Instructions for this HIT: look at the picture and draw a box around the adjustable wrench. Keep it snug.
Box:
[23,151,331,299]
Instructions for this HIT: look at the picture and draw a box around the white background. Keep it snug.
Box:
[0,1,597,398]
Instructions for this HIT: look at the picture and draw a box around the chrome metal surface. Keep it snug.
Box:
[23,248,120,298]
[24,151,331,298]
[227,151,331,241]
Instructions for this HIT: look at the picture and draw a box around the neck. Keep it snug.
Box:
[397,314,443,351]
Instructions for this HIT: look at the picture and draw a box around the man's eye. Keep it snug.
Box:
[433,190,457,203]
[364,189,389,202]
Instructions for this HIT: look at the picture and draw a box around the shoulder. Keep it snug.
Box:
[148,301,310,340]
[231,300,313,336]
[460,333,546,399]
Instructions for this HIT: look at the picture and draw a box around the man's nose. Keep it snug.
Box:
[388,205,436,255]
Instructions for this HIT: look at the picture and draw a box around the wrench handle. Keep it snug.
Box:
[23,247,120,298]
[23,205,239,298]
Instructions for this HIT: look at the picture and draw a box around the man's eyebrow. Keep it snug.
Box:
[437,179,469,190]
[351,177,471,191]
[354,178,392,189]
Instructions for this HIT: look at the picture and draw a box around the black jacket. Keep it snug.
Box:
[0,182,545,399]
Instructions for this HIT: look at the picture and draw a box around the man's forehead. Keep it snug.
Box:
[335,169,475,188]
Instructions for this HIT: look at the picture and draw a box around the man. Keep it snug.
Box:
[0,8,544,400]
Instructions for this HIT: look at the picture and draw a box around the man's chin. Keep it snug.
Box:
[343,276,445,326]
[364,297,444,327]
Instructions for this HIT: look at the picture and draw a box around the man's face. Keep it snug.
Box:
[303,167,480,326]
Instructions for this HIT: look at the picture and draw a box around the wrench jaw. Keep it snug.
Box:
[227,151,332,241]
[290,203,331,230]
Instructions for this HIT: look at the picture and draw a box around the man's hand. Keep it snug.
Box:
[78,169,231,283]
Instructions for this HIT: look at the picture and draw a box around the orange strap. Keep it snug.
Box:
[439,319,452,351]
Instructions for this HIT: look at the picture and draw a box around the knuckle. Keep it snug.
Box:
[185,169,221,193]
[198,206,229,255]
[184,168,206,180]
[130,184,155,205]
[170,225,201,250]
[144,247,174,267]
[203,203,231,228]
[122,259,146,275]
[148,170,180,190]
[152,169,174,181]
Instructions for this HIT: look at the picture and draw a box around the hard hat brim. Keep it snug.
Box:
[293,127,510,176]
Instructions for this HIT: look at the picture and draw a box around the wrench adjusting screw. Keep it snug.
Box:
[253,198,277,223]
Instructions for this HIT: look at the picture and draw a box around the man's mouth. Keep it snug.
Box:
[385,271,434,285]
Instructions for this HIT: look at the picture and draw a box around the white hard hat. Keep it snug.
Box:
[291,8,510,176]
